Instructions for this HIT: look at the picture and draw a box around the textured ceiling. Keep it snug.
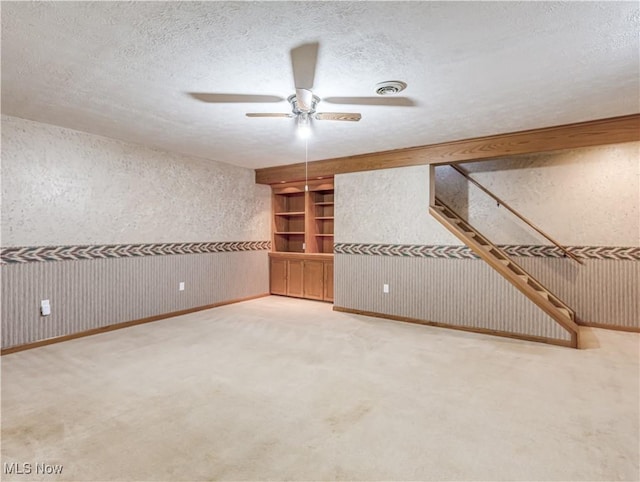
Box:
[2,1,639,169]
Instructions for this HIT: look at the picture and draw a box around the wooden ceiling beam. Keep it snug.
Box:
[255,113,640,184]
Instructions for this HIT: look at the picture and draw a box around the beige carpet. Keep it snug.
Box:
[1,296,639,481]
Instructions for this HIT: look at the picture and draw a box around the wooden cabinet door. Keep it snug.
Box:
[323,261,334,302]
[270,258,287,295]
[303,260,324,300]
[287,259,304,298]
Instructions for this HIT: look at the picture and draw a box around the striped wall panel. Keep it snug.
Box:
[334,254,571,342]
[1,251,268,349]
[516,258,639,328]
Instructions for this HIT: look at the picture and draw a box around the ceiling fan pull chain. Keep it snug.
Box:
[305,138,309,191]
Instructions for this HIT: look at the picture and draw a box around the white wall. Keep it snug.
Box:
[1,115,271,246]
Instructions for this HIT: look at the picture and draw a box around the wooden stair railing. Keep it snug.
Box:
[429,197,581,348]
[448,164,583,265]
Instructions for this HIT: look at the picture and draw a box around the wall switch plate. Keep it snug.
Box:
[41,299,51,316]
[179,282,185,291]
[383,284,389,294]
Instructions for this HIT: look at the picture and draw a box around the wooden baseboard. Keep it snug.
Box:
[1,293,270,356]
[333,305,577,348]
[576,320,640,333]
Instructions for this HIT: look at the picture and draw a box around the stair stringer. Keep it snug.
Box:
[429,197,581,348]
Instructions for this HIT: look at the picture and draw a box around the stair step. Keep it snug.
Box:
[526,278,542,290]
[480,245,507,261]
[432,198,576,327]
[507,265,525,276]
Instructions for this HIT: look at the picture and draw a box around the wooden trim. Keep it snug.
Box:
[1,293,270,356]
[428,164,436,207]
[333,306,576,348]
[449,164,583,265]
[255,114,640,184]
[305,188,314,253]
[576,320,640,333]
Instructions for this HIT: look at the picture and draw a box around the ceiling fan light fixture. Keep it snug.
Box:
[297,112,311,139]
[375,80,407,95]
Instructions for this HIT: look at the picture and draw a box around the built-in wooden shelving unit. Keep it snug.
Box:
[270,179,334,302]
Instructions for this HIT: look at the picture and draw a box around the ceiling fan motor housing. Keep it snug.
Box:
[288,93,320,115]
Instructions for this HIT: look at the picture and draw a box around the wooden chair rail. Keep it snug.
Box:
[447,164,583,265]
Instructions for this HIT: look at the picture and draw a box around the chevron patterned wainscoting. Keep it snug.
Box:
[1,241,270,350]
[334,243,640,340]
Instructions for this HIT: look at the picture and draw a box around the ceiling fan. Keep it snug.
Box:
[189,42,414,138]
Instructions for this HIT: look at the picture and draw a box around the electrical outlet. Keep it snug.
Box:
[383,284,389,294]
[41,299,51,316]
[179,282,185,291]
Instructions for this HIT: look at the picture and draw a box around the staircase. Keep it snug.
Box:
[429,196,581,348]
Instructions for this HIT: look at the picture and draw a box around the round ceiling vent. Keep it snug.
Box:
[375,80,407,95]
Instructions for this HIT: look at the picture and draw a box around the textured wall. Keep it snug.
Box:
[436,142,640,247]
[1,115,271,247]
[337,142,639,247]
[1,251,268,349]
[335,165,461,245]
[1,115,271,349]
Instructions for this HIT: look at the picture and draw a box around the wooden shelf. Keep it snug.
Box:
[272,179,334,255]
[311,188,334,254]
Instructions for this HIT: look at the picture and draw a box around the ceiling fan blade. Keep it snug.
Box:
[296,88,314,112]
[246,113,294,118]
[323,96,416,107]
[290,42,319,90]
[189,93,285,103]
[315,112,362,122]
